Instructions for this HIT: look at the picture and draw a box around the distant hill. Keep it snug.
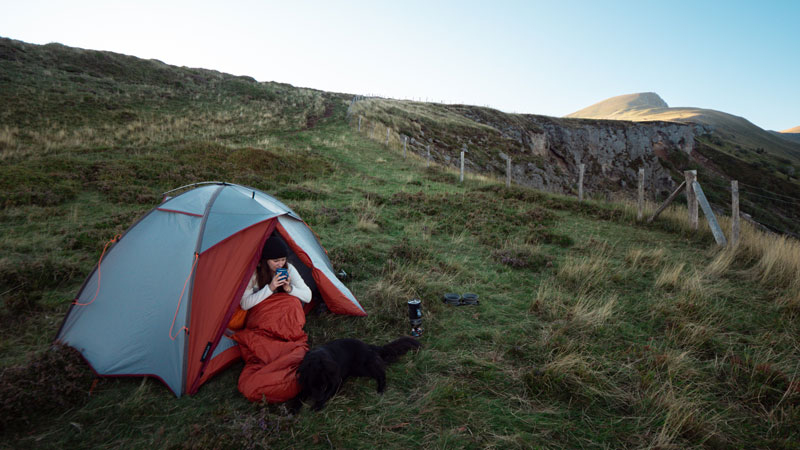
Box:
[771,129,800,145]
[565,92,668,119]
[566,93,800,165]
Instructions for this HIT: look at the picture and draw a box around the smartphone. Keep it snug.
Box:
[276,268,289,281]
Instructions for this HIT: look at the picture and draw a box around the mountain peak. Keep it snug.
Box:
[780,125,800,134]
[566,92,668,119]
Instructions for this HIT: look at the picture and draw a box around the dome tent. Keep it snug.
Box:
[56,182,365,397]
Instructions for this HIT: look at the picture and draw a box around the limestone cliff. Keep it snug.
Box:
[391,103,703,200]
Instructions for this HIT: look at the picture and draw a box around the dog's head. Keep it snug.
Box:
[297,348,342,407]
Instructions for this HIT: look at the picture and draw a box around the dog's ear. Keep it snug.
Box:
[320,355,340,378]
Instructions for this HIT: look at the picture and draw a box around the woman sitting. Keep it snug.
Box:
[240,235,312,310]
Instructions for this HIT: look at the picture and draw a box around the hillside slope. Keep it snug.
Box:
[774,127,800,145]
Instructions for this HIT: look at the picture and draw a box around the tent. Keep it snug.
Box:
[56,182,366,397]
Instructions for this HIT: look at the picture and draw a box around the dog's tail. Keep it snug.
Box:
[375,336,421,364]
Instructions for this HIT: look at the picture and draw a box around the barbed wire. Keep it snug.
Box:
[738,190,800,206]
[735,180,800,200]
[698,178,800,203]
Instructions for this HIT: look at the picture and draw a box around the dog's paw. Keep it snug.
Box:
[286,398,303,415]
[311,401,327,411]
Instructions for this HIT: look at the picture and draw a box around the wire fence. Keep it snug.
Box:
[346,96,800,241]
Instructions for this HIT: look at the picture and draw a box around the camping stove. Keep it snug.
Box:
[408,299,423,337]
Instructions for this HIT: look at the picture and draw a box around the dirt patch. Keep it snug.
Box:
[305,102,335,130]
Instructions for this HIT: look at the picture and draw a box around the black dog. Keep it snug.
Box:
[291,337,421,411]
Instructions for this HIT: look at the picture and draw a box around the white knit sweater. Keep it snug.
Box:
[239,263,312,310]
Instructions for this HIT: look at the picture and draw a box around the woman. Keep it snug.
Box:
[240,235,312,310]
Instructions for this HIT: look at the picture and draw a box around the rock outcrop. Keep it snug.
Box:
[495,115,694,198]
[408,106,698,199]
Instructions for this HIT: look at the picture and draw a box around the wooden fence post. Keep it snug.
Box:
[358,116,361,132]
[506,157,511,188]
[386,127,390,146]
[578,163,585,201]
[731,180,740,246]
[637,168,645,221]
[460,150,465,183]
[426,144,431,167]
[693,181,727,246]
[403,136,407,159]
[685,170,698,230]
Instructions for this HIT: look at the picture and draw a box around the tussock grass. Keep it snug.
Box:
[750,233,800,290]
[528,280,564,317]
[655,264,718,305]
[705,219,800,313]
[569,293,617,330]
[648,381,720,449]
[353,197,383,232]
[556,247,612,292]
[655,263,686,290]
[625,246,665,268]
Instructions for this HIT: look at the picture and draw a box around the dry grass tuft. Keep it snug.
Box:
[668,319,719,351]
[705,222,800,310]
[0,125,19,151]
[705,246,738,278]
[681,270,717,302]
[363,278,412,313]
[775,289,800,318]
[525,350,629,410]
[648,382,719,448]
[353,197,382,232]
[569,294,617,330]
[654,263,716,302]
[751,233,800,291]
[655,263,686,291]
[528,280,567,319]
[625,247,665,268]
[556,248,612,292]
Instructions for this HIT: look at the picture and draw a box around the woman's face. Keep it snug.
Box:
[266,257,286,272]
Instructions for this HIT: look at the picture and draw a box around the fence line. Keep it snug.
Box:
[347,97,780,245]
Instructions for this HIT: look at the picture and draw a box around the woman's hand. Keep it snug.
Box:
[269,274,289,292]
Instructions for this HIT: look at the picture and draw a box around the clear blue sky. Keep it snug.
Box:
[2,0,798,131]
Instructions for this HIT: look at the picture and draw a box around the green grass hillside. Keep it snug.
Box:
[2,39,800,448]
[775,129,800,145]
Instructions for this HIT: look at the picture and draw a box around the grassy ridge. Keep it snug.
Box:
[2,39,800,448]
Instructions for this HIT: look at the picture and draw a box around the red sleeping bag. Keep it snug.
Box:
[232,293,309,402]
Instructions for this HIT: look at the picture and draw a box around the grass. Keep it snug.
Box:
[2,38,800,448]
